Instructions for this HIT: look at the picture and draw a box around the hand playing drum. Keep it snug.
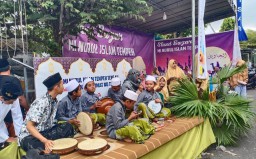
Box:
[68,118,81,127]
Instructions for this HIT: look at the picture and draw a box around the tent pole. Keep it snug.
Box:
[192,0,196,81]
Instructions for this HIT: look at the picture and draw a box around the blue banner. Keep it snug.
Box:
[237,0,248,41]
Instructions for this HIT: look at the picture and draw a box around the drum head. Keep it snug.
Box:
[77,138,107,151]
[77,112,93,135]
[52,138,78,155]
[148,100,162,114]
[96,97,115,114]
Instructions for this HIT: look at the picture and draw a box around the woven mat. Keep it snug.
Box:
[61,117,204,159]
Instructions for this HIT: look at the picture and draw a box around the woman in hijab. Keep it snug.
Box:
[165,59,185,95]
[229,60,248,97]
[122,69,141,92]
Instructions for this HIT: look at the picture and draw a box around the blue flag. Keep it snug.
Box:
[237,0,248,41]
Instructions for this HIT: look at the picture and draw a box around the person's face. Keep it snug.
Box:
[125,100,136,110]
[159,78,165,87]
[112,85,120,92]
[86,81,96,93]
[0,96,16,105]
[145,81,155,91]
[74,86,82,97]
[172,61,177,69]
[55,80,64,94]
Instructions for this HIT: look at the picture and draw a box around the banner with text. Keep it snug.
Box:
[33,57,132,99]
[155,31,234,75]
[63,25,154,74]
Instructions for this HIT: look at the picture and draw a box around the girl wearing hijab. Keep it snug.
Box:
[154,76,169,103]
[165,59,185,95]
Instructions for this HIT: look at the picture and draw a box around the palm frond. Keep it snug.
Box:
[217,64,247,84]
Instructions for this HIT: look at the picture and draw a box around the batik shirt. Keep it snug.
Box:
[56,95,82,121]
[106,101,129,139]
[107,88,124,102]
[80,91,99,113]
[134,90,161,111]
[18,93,58,142]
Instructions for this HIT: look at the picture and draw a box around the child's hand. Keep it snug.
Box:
[96,101,102,107]
[69,118,81,127]
[128,111,139,121]
[155,98,161,103]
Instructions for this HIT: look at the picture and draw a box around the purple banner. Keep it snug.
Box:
[63,25,154,73]
[155,31,234,75]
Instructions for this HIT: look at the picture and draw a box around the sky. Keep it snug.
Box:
[205,0,256,34]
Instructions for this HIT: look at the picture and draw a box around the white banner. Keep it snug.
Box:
[197,0,208,79]
[34,58,132,100]
[232,20,242,66]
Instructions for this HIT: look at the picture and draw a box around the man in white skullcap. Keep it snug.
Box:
[134,75,171,119]
[107,77,124,102]
[106,90,155,143]
[56,79,82,127]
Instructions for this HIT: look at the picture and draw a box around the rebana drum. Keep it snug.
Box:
[51,138,78,155]
[77,112,94,135]
[77,138,109,155]
[96,97,115,114]
[148,100,162,114]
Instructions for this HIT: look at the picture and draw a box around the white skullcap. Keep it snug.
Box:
[111,77,121,86]
[145,75,156,82]
[65,79,79,92]
[124,90,138,101]
[83,78,93,89]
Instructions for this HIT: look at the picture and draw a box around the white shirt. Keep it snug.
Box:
[0,99,23,143]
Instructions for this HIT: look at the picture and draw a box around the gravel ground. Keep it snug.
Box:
[204,89,256,159]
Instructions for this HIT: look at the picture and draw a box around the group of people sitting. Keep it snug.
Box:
[0,58,248,158]
[0,59,174,158]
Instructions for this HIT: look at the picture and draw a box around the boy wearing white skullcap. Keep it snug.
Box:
[106,90,155,143]
[134,75,171,119]
[107,77,124,102]
[56,79,82,127]
[80,78,105,126]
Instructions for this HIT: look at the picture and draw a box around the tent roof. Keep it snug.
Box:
[115,0,235,34]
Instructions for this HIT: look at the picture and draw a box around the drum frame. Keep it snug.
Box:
[77,112,94,136]
[148,100,163,114]
[77,144,110,155]
[96,97,115,114]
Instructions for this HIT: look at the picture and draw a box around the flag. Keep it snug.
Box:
[197,0,208,79]
[237,0,248,41]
